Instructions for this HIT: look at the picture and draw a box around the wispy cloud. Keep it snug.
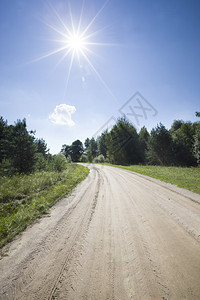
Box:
[49,104,76,126]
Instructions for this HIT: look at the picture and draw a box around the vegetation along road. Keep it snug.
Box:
[0,164,200,299]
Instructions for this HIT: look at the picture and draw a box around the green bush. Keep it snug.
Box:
[93,154,105,163]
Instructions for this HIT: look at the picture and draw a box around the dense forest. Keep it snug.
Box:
[62,112,200,167]
[0,117,68,176]
[0,113,200,177]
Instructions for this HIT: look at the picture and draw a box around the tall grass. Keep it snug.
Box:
[0,164,89,249]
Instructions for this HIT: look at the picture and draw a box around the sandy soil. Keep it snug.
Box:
[0,164,200,299]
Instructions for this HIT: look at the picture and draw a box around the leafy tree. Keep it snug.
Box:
[70,140,84,162]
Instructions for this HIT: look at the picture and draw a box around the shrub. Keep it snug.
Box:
[93,154,105,163]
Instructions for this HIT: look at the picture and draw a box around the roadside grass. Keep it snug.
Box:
[0,164,89,249]
[104,164,200,194]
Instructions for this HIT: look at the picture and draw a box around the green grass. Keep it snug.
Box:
[104,164,200,194]
[0,164,89,249]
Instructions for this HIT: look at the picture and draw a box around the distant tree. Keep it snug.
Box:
[70,140,84,162]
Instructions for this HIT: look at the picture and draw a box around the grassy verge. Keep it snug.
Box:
[104,164,200,194]
[0,164,89,249]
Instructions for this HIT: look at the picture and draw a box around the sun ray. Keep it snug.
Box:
[80,0,110,38]
[77,0,85,35]
[31,0,117,99]
[68,0,76,35]
[65,49,75,91]
[43,21,69,40]
[80,49,117,100]
[54,47,72,68]
[47,2,72,37]
[29,45,69,64]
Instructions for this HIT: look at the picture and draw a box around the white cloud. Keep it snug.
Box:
[49,104,76,126]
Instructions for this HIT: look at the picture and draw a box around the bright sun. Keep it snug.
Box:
[35,0,115,96]
[67,33,85,52]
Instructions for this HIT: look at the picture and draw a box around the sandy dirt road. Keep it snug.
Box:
[0,164,200,299]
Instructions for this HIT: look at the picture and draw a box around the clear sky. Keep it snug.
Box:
[0,0,200,154]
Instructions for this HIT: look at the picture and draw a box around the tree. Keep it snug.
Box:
[193,128,200,165]
[84,138,90,153]
[147,123,173,165]
[3,119,37,173]
[139,126,150,163]
[52,153,68,172]
[70,140,84,162]
[171,121,196,166]
[89,137,98,158]
[0,117,7,163]
[195,112,200,117]
[108,117,141,165]
[97,130,108,157]
[170,120,184,133]
[13,119,37,173]
[61,144,72,159]
[35,138,48,157]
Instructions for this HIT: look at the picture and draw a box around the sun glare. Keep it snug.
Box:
[34,0,116,98]
[68,33,85,52]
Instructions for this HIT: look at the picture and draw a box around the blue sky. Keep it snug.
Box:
[0,0,200,154]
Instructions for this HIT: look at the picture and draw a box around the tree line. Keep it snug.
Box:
[61,113,200,166]
[1,113,199,177]
[0,117,68,176]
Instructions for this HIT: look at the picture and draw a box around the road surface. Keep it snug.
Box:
[0,164,200,299]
